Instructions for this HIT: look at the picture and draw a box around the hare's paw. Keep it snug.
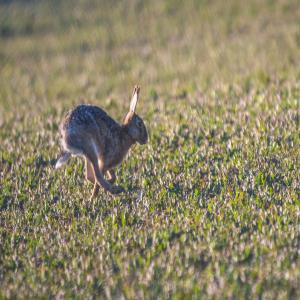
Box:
[110,185,125,195]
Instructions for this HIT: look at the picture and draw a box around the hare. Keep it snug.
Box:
[55,85,148,199]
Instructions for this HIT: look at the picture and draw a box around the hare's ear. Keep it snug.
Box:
[129,85,140,113]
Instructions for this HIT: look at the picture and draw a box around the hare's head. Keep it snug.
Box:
[124,86,148,145]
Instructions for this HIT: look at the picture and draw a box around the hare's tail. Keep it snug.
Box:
[55,151,71,169]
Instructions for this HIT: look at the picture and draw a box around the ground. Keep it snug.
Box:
[0,0,299,298]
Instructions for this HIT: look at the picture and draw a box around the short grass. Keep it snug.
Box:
[0,0,300,298]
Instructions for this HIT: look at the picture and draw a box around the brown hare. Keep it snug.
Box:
[55,85,148,199]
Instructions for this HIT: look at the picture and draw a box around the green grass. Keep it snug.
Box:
[0,0,300,298]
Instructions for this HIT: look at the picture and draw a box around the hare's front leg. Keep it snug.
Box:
[85,158,100,199]
[85,158,95,184]
[107,169,116,184]
[84,147,124,197]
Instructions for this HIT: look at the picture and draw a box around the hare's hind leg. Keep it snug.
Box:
[63,134,107,198]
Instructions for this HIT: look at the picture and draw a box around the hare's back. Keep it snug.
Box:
[62,104,118,131]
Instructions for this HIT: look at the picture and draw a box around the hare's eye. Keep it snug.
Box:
[137,120,142,127]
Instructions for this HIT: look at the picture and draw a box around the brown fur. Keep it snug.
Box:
[56,85,148,199]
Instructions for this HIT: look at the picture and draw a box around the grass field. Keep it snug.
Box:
[0,0,300,298]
